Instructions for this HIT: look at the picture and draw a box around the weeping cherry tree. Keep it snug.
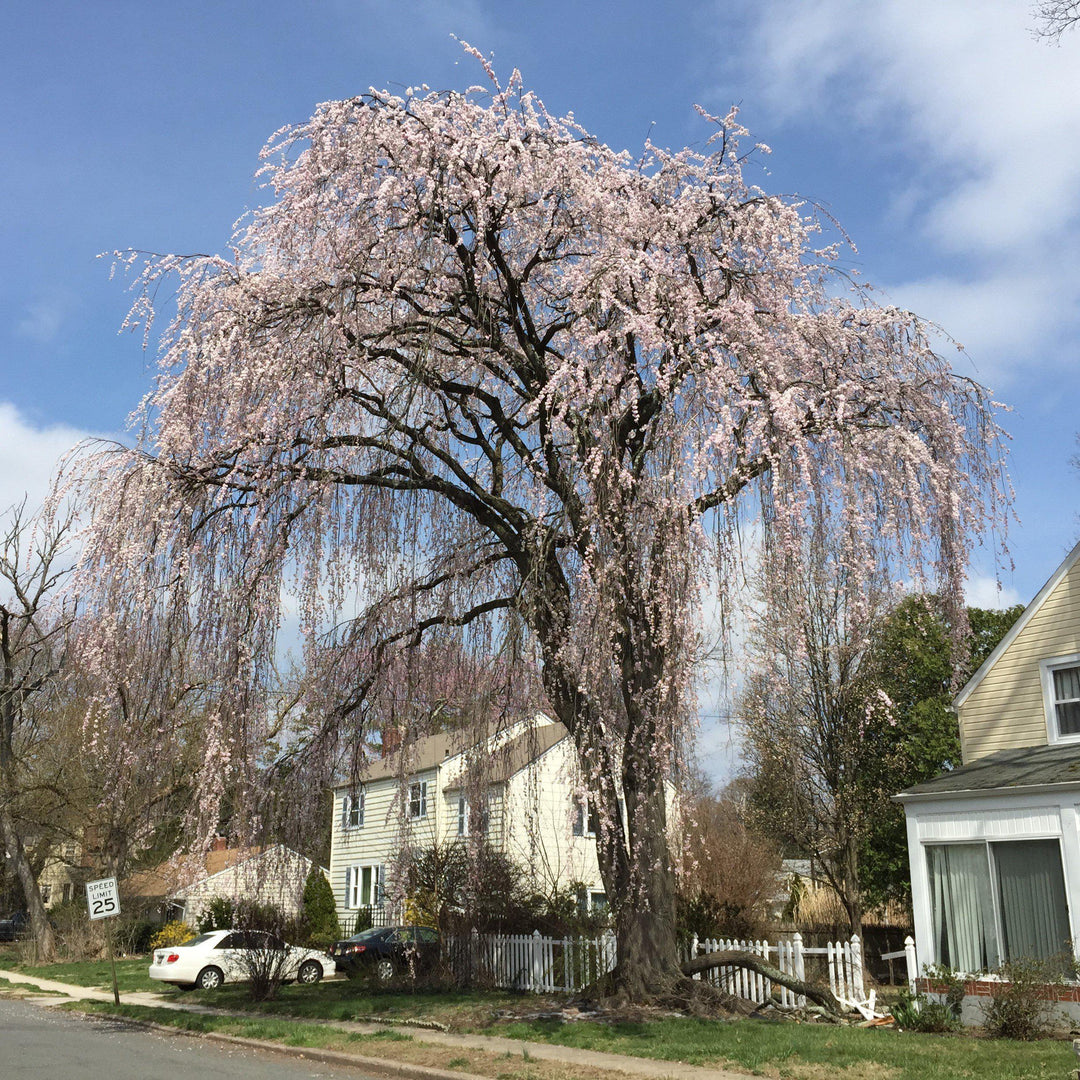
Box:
[71,53,1008,1001]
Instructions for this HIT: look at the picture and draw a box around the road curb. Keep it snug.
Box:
[0,968,753,1080]
[116,1015,496,1080]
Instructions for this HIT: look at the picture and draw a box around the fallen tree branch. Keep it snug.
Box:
[680,950,844,1016]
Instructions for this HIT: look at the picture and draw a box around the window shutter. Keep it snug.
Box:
[376,865,384,905]
[344,866,352,908]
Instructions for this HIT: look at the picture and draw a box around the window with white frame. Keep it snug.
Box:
[926,838,1070,973]
[1043,656,1080,740]
[572,797,599,837]
[408,780,428,819]
[457,794,490,837]
[342,788,364,829]
[345,864,383,908]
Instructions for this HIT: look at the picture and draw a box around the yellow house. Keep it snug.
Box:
[329,714,614,930]
[897,542,1080,977]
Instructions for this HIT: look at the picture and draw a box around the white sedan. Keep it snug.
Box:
[149,929,335,990]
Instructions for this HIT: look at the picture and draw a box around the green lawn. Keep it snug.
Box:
[4,950,1073,1080]
[0,951,155,994]
[183,978,527,1026]
[496,1015,1074,1080]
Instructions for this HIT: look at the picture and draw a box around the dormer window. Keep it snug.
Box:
[1040,655,1080,742]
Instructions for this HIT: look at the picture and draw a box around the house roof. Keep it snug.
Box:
[335,717,568,788]
[441,723,568,791]
[955,538,1080,709]
[124,844,270,898]
[894,743,1080,801]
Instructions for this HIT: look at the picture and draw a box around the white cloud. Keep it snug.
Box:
[877,267,1079,383]
[16,298,70,344]
[964,573,1022,610]
[0,401,91,517]
[741,0,1080,380]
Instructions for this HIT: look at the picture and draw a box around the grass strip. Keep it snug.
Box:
[494,1016,1074,1080]
[3,955,154,994]
[66,1002,636,1080]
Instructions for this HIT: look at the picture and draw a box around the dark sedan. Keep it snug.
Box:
[329,925,439,981]
[0,911,28,942]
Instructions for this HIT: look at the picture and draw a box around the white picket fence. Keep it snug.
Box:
[445,928,893,1015]
[445,929,617,993]
[686,932,875,1014]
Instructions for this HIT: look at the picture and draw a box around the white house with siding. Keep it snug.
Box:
[898,540,1080,980]
[329,714,609,928]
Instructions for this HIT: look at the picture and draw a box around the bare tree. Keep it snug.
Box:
[1033,1,1080,41]
[0,502,73,960]
[738,533,894,935]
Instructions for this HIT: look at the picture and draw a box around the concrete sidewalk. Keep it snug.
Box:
[0,968,756,1080]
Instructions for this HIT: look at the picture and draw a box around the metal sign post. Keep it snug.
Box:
[86,878,121,1005]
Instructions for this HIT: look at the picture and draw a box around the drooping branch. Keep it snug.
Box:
[68,59,1010,1004]
[680,950,843,1015]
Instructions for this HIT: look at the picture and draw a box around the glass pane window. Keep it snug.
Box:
[348,864,383,907]
[409,781,428,819]
[458,795,489,837]
[994,840,1071,962]
[1053,666,1080,735]
[343,788,364,829]
[927,839,1072,972]
[572,799,599,837]
[927,843,998,973]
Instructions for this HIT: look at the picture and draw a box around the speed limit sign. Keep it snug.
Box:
[86,877,121,921]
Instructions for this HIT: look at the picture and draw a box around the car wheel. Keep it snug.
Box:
[297,960,322,985]
[375,958,395,982]
[195,966,224,990]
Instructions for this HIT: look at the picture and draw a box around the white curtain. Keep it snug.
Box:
[927,844,998,973]
[1053,666,1080,734]
[994,840,1071,962]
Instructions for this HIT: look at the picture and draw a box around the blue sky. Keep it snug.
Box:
[3,1,1078,778]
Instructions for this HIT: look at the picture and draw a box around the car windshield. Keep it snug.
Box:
[346,928,389,943]
[178,933,218,948]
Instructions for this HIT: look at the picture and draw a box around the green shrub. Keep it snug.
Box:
[197,896,236,932]
[982,958,1058,1040]
[890,988,960,1033]
[300,866,339,948]
[148,921,195,949]
[889,965,964,1033]
[117,918,158,955]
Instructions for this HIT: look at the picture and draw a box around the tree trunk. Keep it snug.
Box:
[608,775,682,1000]
[0,808,56,961]
[839,830,863,935]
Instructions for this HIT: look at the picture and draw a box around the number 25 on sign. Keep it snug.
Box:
[86,877,121,920]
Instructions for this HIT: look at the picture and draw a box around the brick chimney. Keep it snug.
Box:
[381,724,402,758]
[211,836,228,852]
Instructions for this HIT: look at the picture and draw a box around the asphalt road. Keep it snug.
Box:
[0,997,386,1079]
